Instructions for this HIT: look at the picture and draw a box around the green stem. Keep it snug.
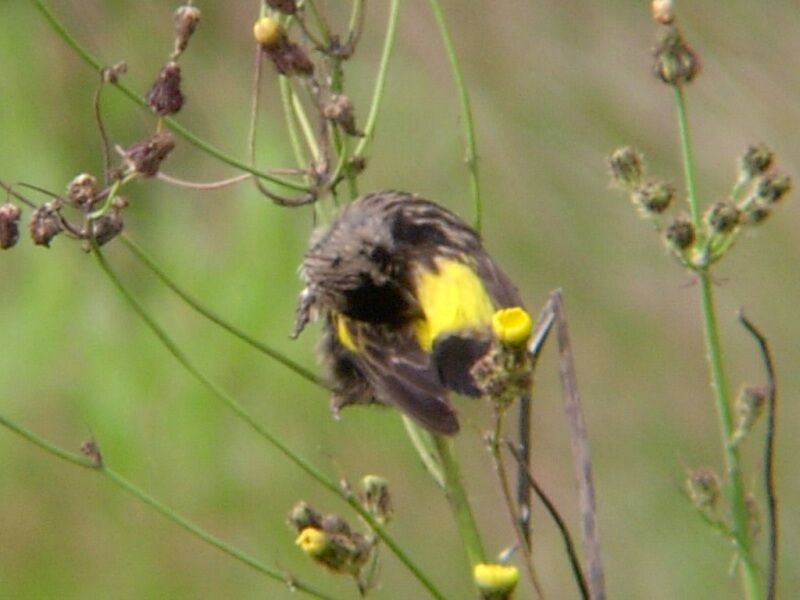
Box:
[280,76,310,169]
[92,245,446,600]
[353,0,400,160]
[428,0,481,232]
[433,435,485,569]
[33,0,307,193]
[672,86,762,599]
[673,87,702,230]
[119,235,327,389]
[0,415,341,600]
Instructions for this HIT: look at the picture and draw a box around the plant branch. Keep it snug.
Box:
[432,435,485,569]
[427,0,481,231]
[551,290,606,600]
[0,415,342,600]
[92,244,446,600]
[738,312,779,600]
[672,86,762,599]
[32,0,308,193]
[507,440,589,600]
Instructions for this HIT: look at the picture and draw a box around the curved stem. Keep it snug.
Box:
[673,86,762,599]
[353,0,400,159]
[432,435,485,569]
[427,0,481,232]
[33,0,308,193]
[92,245,446,600]
[119,235,327,389]
[0,415,342,600]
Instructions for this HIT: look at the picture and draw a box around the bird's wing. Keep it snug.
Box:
[353,324,460,435]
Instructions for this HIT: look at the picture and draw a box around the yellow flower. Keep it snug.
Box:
[492,307,532,346]
[253,17,284,47]
[473,563,520,599]
[295,527,328,557]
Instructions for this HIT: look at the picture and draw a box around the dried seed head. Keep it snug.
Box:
[294,524,372,576]
[173,5,202,58]
[122,132,176,177]
[66,173,99,210]
[705,201,740,234]
[90,210,124,247]
[653,27,700,86]
[253,16,285,48]
[28,202,63,247]
[263,39,315,76]
[732,384,768,445]
[755,173,792,204]
[101,61,128,84]
[288,501,324,532]
[651,0,675,25]
[360,475,393,524]
[738,144,773,180]
[473,563,520,600]
[632,179,675,213]
[0,203,22,250]
[267,0,297,14]
[685,467,720,512]
[608,146,645,187]
[742,204,770,225]
[79,438,103,467]
[665,216,695,250]
[146,62,185,116]
[322,94,363,137]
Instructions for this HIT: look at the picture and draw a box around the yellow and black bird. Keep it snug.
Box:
[293,191,531,435]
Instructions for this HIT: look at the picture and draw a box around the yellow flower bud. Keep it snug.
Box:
[295,527,328,557]
[253,17,284,47]
[473,563,520,599]
[492,307,533,346]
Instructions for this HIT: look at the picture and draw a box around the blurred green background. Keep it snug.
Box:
[1,1,798,598]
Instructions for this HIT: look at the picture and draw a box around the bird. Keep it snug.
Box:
[292,190,530,435]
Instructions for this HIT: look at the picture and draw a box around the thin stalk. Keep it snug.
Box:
[280,76,311,169]
[672,86,762,599]
[92,245,446,600]
[489,415,543,597]
[33,0,307,193]
[427,0,481,232]
[401,416,445,489]
[0,415,341,600]
[353,0,400,159]
[432,435,485,569]
[119,235,327,389]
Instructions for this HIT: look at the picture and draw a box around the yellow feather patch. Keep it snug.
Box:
[413,258,494,351]
[335,314,358,352]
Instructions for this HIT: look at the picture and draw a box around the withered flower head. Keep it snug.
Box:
[653,27,700,86]
[122,132,176,177]
[101,61,128,84]
[90,210,125,247]
[665,215,695,250]
[146,62,185,117]
[66,173,99,210]
[0,203,22,250]
[263,39,314,77]
[755,173,792,204]
[323,94,363,137]
[608,146,644,187]
[173,5,202,57]
[739,144,774,180]
[633,179,674,213]
[705,201,740,234]
[29,202,63,247]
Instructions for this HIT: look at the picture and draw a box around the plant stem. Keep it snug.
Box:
[672,86,762,599]
[92,245,447,600]
[119,235,327,389]
[353,0,400,160]
[0,415,341,600]
[432,435,485,569]
[32,0,307,193]
[428,0,481,232]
